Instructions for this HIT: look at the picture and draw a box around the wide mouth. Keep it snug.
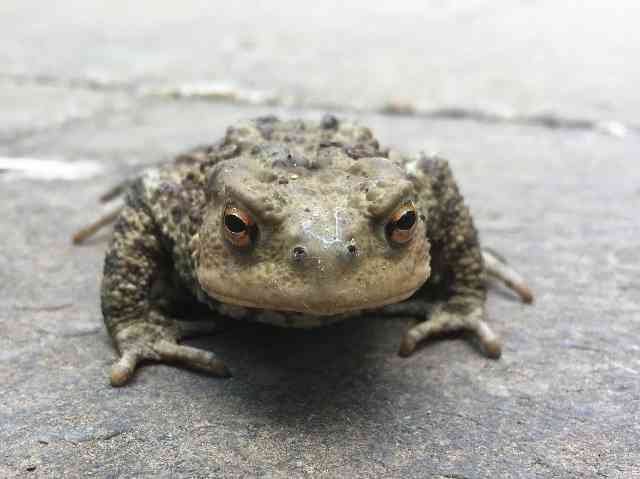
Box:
[206,286,421,316]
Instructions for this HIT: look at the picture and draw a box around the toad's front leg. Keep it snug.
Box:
[398,299,501,359]
[102,205,229,386]
[378,298,501,359]
[397,158,532,359]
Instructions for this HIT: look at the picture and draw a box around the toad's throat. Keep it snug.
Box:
[205,287,421,316]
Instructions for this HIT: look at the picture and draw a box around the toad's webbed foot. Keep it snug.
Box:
[397,302,501,359]
[110,315,230,387]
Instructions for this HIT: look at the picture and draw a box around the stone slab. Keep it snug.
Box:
[1,99,638,478]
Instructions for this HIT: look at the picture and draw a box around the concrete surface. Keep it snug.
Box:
[1,2,639,478]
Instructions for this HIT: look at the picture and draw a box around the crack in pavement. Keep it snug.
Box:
[1,72,136,93]
[1,73,637,138]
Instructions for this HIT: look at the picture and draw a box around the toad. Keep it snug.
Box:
[75,116,532,386]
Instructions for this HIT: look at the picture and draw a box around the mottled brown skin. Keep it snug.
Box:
[101,116,529,386]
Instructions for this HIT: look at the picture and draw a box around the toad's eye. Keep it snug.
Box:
[386,202,418,245]
[223,205,257,248]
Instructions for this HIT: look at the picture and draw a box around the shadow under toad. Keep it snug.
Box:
[183,314,445,428]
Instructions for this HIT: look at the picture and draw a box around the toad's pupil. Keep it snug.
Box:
[225,214,246,233]
[396,211,416,230]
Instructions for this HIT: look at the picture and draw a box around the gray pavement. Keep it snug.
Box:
[1,2,639,478]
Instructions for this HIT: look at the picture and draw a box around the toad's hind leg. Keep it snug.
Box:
[72,177,136,245]
[72,206,123,244]
[482,248,534,304]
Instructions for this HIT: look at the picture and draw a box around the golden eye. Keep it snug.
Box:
[223,205,257,248]
[386,202,418,245]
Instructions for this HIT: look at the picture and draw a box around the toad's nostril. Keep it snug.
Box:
[292,246,307,262]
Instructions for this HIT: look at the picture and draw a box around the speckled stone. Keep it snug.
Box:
[1,1,639,477]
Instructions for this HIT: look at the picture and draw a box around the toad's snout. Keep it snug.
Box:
[290,240,358,265]
[286,212,364,276]
[287,238,362,280]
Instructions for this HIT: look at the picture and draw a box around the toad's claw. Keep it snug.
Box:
[398,305,502,359]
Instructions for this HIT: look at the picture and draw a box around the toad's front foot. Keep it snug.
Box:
[398,303,502,359]
[110,318,230,387]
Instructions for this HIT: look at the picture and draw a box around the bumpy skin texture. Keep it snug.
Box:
[101,116,524,386]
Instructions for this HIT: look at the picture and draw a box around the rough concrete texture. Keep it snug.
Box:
[1,2,639,478]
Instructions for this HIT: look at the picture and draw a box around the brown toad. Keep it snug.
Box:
[77,115,532,386]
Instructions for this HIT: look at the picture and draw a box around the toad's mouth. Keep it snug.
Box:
[204,286,421,316]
